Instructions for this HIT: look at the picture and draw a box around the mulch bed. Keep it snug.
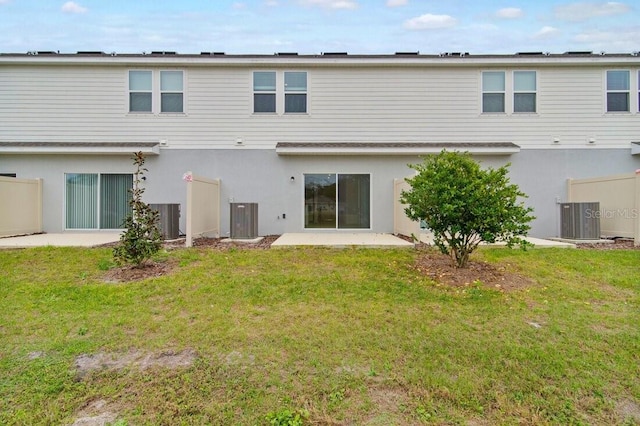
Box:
[102,235,636,284]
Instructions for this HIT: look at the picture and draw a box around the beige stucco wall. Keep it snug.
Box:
[0,176,42,237]
[568,172,640,243]
[185,172,220,247]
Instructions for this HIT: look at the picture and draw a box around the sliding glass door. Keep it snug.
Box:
[65,173,132,229]
[304,173,370,229]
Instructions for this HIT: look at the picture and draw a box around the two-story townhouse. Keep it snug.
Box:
[1,51,639,238]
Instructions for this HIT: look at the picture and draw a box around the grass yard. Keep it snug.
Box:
[0,245,638,425]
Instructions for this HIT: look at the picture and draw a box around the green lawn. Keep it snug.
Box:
[0,246,638,425]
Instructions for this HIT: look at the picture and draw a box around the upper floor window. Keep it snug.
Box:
[160,71,184,113]
[128,70,184,114]
[253,71,308,114]
[284,72,307,113]
[253,71,277,113]
[129,70,152,112]
[482,71,505,113]
[513,71,536,113]
[606,70,630,112]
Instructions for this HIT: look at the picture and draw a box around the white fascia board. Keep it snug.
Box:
[276,146,520,156]
[0,145,160,155]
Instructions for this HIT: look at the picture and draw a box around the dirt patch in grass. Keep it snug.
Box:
[414,249,535,290]
[75,349,197,379]
[71,399,119,426]
[102,258,177,283]
[190,234,279,249]
[616,398,640,423]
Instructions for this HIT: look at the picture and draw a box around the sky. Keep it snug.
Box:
[0,0,637,55]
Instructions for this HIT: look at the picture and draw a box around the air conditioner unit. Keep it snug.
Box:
[560,202,600,239]
[149,203,180,240]
[230,203,258,239]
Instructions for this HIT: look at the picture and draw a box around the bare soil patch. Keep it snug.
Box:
[75,349,197,379]
[191,234,279,250]
[71,399,119,426]
[102,258,177,283]
[414,249,535,290]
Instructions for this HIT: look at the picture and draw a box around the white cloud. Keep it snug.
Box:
[265,0,279,6]
[232,2,246,9]
[554,2,631,22]
[534,26,560,39]
[571,28,640,52]
[495,7,524,19]
[387,0,407,7]
[0,0,10,4]
[61,1,87,14]
[404,14,457,30]
[298,0,358,9]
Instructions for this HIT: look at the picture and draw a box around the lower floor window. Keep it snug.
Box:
[65,173,132,229]
[304,173,370,229]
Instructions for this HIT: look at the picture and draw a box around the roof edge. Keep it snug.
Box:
[276,142,520,156]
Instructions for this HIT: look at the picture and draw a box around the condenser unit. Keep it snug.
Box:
[560,202,600,239]
[230,203,258,239]
[149,203,180,240]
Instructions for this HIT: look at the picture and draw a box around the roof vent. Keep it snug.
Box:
[276,52,298,56]
[77,51,105,55]
[37,51,58,55]
[395,51,419,55]
[322,52,348,56]
[564,51,593,55]
[516,51,543,56]
[151,51,176,55]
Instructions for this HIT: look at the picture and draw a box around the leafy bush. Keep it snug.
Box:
[401,150,534,268]
[113,152,162,267]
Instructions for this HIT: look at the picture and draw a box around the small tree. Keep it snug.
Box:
[401,150,534,268]
[113,152,162,267]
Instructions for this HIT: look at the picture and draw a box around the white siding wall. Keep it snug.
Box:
[1,63,638,148]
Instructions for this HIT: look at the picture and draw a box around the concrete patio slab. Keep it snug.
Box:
[0,233,121,248]
[271,233,413,248]
[418,234,576,248]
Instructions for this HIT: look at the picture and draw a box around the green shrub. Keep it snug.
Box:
[401,150,534,268]
[113,152,162,268]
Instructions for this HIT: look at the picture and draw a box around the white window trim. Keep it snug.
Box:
[513,70,538,114]
[252,70,278,114]
[127,69,186,115]
[128,69,153,114]
[481,70,541,115]
[481,70,507,114]
[605,69,631,114]
[160,70,185,114]
[252,70,309,116]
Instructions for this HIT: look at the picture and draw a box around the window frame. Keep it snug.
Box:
[128,70,153,113]
[64,173,132,230]
[160,70,184,113]
[513,70,537,113]
[284,71,307,114]
[481,71,506,113]
[252,70,309,115]
[303,172,371,230]
[127,69,186,115]
[253,71,277,113]
[606,69,630,113]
